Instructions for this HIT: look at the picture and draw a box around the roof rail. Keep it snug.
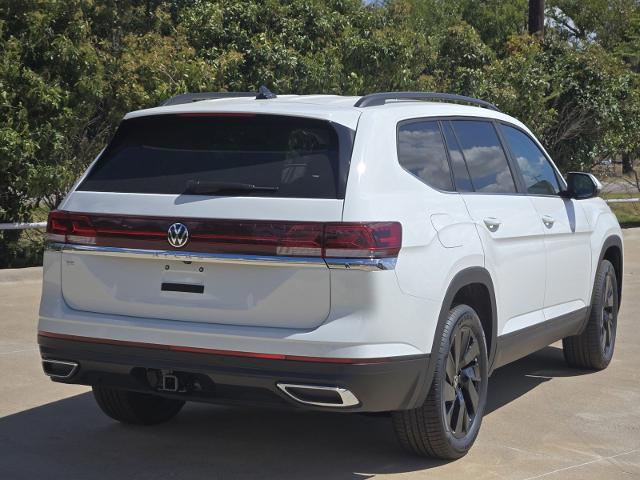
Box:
[354,92,500,111]
[161,85,277,106]
[161,92,255,106]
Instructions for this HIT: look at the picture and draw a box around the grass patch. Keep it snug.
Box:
[601,192,640,228]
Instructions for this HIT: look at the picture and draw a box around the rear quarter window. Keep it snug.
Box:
[397,120,454,191]
[79,114,352,199]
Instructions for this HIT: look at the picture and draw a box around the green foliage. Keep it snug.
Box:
[459,0,528,52]
[478,35,640,170]
[1,0,640,266]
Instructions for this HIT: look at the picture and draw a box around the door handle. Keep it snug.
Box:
[483,217,501,232]
[542,215,555,229]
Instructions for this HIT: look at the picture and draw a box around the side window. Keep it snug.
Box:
[441,121,473,192]
[397,120,454,191]
[451,120,517,193]
[500,125,561,195]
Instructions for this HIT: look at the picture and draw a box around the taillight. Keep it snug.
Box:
[47,211,402,259]
[46,210,70,243]
[46,211,98,245]
[324,223,402,258]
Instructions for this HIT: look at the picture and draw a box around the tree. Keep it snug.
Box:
[528,0,545,37]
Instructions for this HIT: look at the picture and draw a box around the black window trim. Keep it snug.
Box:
[441,119,476,192]
[395,115,566,198]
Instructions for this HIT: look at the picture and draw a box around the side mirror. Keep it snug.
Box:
[560,172,602,200]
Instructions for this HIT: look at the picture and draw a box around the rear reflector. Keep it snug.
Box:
[47,211,401,259]
[38,331,405,364]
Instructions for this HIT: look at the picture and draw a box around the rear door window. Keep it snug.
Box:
[500,124,561,195]
[79,114,351,199]
[450,120,517,193]
[397,120,454,191]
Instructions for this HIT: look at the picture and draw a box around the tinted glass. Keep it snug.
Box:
[451,120,516,193]
[442,121,473,192]
[397,121,453,191]
[501,125,561,195]
[79,114,346,198]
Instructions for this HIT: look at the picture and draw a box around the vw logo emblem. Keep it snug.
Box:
[167,223,189,248]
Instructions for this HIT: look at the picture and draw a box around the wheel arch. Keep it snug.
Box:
[599,235,623,312]
[408,267,497,408]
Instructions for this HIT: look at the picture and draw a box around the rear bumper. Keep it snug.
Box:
[38,334,430,412]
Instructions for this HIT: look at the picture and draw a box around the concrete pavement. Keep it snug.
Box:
[1,230,639,479]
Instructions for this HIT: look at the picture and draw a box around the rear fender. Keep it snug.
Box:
[406,267,497,409]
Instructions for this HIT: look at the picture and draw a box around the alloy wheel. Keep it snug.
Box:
[601,271,616,356]
[443,325,483,438]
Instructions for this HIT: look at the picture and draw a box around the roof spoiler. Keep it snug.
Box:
[354,92,500,111]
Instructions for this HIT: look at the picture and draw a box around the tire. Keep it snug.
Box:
[392,304,489,459]
[563,259,619,370]
[92,386,185,425]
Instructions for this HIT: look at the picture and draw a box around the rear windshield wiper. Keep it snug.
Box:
[184,180,279,195]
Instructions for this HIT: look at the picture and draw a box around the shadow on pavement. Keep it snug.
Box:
[0,346,591,480]
[486,345,591,414]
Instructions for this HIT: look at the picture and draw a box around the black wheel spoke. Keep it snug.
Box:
[605,275,614,309]
[462,339,479,368]
[446,352,456,384]
[448,396,458,429]
[462,364,480,382]
[459,329,470,366]
[464,379,479,414]
[444,381,456,403]
[453,329,462,371]
[446,397,455,426]
[455,392,465,433]
[462,405,471,432]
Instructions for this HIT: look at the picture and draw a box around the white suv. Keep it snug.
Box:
[38,90,623,459]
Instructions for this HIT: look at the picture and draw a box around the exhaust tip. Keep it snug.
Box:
[42,359,79,379]
[277,383,359,408]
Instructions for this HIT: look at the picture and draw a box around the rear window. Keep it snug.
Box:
[79,114,353,199]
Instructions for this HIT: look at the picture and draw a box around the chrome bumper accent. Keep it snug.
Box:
[325,257,397,271]
[49,243,326,268]
[42,359,79,379]
[276,383,360,407]
[47,243,396,270]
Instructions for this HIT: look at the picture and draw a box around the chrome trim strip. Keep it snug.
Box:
[46,243,397,270]
[276,383,360,408]
[325,257,397,271]
[46,242,65,252]
[48,243,327,268]
[42,359,79,379]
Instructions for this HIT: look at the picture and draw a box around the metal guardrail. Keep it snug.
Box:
[605,198,640,204]
[0,222,47,231]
